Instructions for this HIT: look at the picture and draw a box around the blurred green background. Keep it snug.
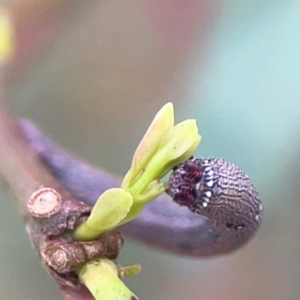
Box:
[0,0,300,299]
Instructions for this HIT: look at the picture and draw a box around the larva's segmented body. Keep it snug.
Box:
[167,158,263,240]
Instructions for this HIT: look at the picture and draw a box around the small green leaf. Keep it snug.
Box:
[155,120,202,177]
[119,263,142,277]
[73,189,133,240]
[123,102,174,188]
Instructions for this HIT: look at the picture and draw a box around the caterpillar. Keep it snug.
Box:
[167,157,262,238]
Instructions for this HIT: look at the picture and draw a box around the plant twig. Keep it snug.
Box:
[0,98,115,299]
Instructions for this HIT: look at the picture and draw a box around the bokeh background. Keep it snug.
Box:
[0,0,300,299]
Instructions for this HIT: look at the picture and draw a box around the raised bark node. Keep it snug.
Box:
[28,187,62,218]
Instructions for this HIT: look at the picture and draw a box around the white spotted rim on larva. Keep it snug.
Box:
[27,187,62,218]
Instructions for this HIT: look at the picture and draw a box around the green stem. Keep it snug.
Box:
[77,259,138,300]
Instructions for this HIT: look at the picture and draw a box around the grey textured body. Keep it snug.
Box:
[192,158,262,240]
[169,157,263,251]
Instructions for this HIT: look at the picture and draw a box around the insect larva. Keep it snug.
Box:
[167,158,263,235]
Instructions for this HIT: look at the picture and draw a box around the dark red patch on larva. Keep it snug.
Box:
[167,160,203,206]
[181,162,203,184]
[174,185,196,206]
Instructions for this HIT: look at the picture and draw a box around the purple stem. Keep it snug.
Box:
[20,120,256,257]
